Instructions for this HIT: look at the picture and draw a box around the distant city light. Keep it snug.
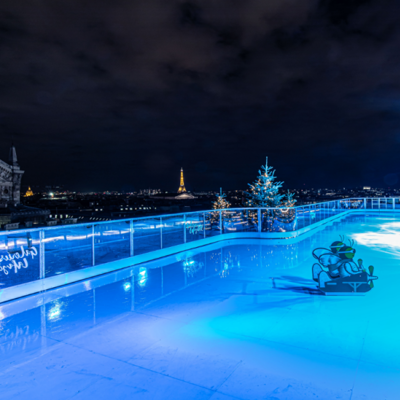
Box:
[123,282,131,291]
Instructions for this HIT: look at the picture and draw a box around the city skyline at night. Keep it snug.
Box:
[0,1,399,191]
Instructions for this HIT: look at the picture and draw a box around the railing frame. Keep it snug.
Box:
[1,197,400,299]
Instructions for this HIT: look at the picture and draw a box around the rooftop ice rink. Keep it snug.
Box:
[1,211,399,399]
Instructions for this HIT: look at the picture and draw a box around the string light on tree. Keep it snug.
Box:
[211,188,231,227]
[212,187,231,210]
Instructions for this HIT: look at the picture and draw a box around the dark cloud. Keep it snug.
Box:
[0,0,399,191]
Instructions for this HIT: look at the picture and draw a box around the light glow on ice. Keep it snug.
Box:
[48,304,61,320]
[137,267,148,287]
[352,222,400,257]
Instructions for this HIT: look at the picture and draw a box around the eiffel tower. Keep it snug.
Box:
[177,168,187,193]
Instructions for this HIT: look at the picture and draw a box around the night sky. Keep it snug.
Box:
[1,0,400,192]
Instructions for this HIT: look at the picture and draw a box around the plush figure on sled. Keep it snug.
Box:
[312,236,378,295]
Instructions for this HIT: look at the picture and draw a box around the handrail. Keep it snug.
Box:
[0,197,389,236]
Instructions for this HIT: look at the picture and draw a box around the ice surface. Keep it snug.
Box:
[0,213,399,399]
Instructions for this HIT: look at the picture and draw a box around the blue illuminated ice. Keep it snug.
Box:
[0,213,399,399]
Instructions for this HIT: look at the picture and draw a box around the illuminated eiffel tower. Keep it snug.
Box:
[177,168,187,193]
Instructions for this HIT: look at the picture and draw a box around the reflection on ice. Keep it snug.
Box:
[352,222,400,257]
[48,303,62,320]
[137,267,148,287]
[1,214,400,399]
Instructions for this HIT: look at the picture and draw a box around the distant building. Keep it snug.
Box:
[24,187,34,197]
[177,168,187,193]
[175,192,196,200]
[0,144,24,206]
[0,145,50,229]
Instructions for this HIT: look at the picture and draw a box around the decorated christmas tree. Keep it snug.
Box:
[210,188,231,228]
[245,157,296,208]
[212,188,231,210]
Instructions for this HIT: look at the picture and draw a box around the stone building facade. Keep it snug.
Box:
[0,145,24,206]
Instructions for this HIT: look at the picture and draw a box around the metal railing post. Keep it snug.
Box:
[203,213,206,238]
[393,198,395,210]
[39,230,45,279]
[91,224,95,266]
[364,198,366,209]
[258,209,261,233]
[130,220,134,257]
[184,214,187,243]
[219,210,222,234]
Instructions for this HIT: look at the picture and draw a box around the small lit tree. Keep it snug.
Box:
[212,188,231,210]
[210,188,231,230]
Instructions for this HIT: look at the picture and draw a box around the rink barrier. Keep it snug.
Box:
[0,197,399,303]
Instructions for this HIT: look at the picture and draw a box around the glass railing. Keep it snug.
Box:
[0,198,399,292]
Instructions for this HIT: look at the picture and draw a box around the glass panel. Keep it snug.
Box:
[325,202,333,218]
[323,203,329,219]
[395,199,400,210]
[261,209,271,232]
[223,209,258,233]
[319,203,325,221]
[185,213,205,243]
[0,231,40,288]
[161,215,184,249]
[314,204,322,222]
[45,226,92,277]
[205,211,221,237]
[349,199,364,209]
[324,202,332,218]
[296,206,307,229]
[94,221,130,265]
[262,208,297,232]
[309,204,316,225]
[339,199,349,209]
[133,218,161,255]
[366,198,372,209]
